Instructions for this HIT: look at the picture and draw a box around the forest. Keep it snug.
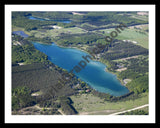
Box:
[99,41,149,94]
[12,36,49,65]
[12,12,75,31]
[12,86,36,111]
[119,109,148,115]
[55,32,104,46]
[12,11,148,32]
[102,41,148,61]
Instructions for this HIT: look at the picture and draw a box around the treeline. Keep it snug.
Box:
[12,63,76,95]
[119,109,148,115]
[118,56,148,94]
[12,42,48,65]
[102,42,148,61]
[12,12,54,31]
[12,11,147,32]
[99,41,149,94]
[12,86,77,115]
[27,36,53,44]
[55,33,104,46]
[92,89,139,102]
[12,34,50,65]
[59,96,78,115]
[30,11,147,27]
[12,12,75,31]
[127,75,148,94]
[12,86,36,111]
[100,41,148,73]
[30,11,73,20]
[73,12,148,26]
[79,23,118,31]
[12,63,78,114]
[118,57,148,80]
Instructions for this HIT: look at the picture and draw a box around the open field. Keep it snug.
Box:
[30,27,87,39]
[70,92,148,115]
[109,104,149,115]
[100,26,148,49]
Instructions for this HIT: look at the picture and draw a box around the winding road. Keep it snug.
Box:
[109,104,149,115]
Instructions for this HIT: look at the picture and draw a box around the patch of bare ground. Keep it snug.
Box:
[116,67,127,72]
[123,79,131,85]
[119,55,139,61]
[128,24,148,29]
[79,109,118,115]
[12,105,58,115]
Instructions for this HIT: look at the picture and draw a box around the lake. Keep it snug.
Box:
[28,16,71,23]
[12,31,29,38]
[32,42,129,96]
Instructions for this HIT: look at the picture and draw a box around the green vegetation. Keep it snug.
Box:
[12,63,76,96]
[12,35,49,64]
[100,27,148,49]
[70,92,148,115]
[12,86,36,111]
[119,109,148,115]
[102,41,148,61]
[100,41,149,94]
[12,62,92,114]
[73,12,147,26]
[12,11,149,115]
[30,11,73,20]
[127,75,148,94]
[55,33,104,46]
[12,44,48,64]
[12,12,75,31]
[58,96,78,115]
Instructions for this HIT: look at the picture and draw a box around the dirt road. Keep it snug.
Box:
[109,104,149,115]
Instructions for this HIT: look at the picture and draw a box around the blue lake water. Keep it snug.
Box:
[28,16,71,23]
[32,42,129,96]
[12,31,29,38]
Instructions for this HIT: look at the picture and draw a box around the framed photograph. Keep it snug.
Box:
[5,4,156,123]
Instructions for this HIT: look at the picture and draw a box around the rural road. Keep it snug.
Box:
[109,104,149,115]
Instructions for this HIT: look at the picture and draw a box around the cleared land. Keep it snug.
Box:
[70,92,148,115]
[30,27,87,39]
[109,104,149,115]
[100,25,148,49]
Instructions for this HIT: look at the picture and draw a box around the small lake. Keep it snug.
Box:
[28,16,71,23]
[12,31,29,38]
[32,42,129,96]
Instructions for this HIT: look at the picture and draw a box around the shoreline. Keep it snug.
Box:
[32,41,130,96]
[104,67,131,91]
[22,29,131,96]
[36,41,130,92]
[51,42,131,93]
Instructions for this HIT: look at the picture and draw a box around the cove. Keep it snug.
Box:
[32,42,129,96]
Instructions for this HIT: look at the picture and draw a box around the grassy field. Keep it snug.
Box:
[70,92,148,115]
[30,27,86,39]
[12,24,148,49]
[100,26,148,49]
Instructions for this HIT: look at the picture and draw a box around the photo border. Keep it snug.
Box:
[5,4,155,123]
